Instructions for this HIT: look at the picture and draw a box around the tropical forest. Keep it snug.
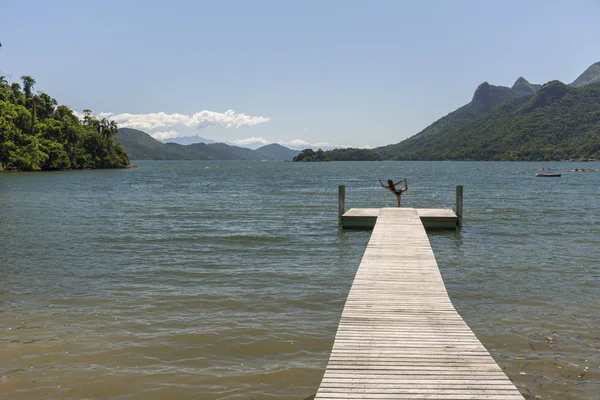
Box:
[0,43,129,172]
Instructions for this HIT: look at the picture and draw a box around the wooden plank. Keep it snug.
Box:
[315,208,523,399]
[341,207,458,230]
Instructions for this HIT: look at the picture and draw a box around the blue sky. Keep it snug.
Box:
[1,0,599,148]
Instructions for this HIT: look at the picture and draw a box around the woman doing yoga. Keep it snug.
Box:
[379,178,408,207]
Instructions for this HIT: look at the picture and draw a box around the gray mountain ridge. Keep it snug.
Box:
[118,128,299,161]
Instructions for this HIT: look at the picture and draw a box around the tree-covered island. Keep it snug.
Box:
[292,148,331,162]
[0,73,130,171]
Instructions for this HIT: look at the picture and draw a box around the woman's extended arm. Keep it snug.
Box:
[379,178,389,188]
[394,178,407,188]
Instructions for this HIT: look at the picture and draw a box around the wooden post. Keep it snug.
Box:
[338,185,345,225]
[455,185,463,228]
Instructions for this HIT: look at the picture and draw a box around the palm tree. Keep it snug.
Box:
[21,76,35,100]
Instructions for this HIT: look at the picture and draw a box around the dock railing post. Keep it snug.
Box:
[338,185,345,225]
[455,185,463,228]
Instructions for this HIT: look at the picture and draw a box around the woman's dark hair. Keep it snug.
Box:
[387,179,394,188]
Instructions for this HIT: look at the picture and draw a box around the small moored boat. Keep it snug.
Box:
[536,173,561,177]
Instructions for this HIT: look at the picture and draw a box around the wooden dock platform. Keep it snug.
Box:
[316,208,524,399]
[341,208,459,230]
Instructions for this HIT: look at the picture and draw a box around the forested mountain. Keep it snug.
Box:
[158,135,216,145]
[376,77,542,159]
[255,143,299,160]
[325,147,381,161]
[292,148,331,162]
[0,75,129,171]
[290,147,381,162]
[391,81,600,161]
[118,128,298,160]
[376,61,600,161]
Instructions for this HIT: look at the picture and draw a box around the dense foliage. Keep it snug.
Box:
[0,75,129,171]
[389,81,600,161]
[292,148,331,162]
[326,148,381,161]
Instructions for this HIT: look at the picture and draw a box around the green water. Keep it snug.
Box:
[1,161,598,399]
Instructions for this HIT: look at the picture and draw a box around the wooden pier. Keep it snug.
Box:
[341,208,459,230]
[316,208,524,399]
[337,185,463,230]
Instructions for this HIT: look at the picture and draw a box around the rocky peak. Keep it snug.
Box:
[523,80,568,112]
[469,81,514,113]
[512,76,539,97]
[570,62,600,88]
[512,77,530,87]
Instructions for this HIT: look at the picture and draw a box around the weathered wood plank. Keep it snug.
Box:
[341,207,459,229]
[315,208,523,399]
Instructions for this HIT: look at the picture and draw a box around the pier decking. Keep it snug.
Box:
[341,208,459,230]
[316,208,524,399]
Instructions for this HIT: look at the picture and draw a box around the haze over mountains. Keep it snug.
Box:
[118,128,300,161]
[158,135,334,151]
[119,61,600,161]
[158,135,216,145]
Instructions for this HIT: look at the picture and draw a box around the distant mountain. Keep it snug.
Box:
[511,77,541,97]
[286,144,337,151]
[570,61,600,88]
[159,135,216,145]
[117,128,297,161]
[376,77,539,159]
[118,128,223,159]
[204,142,263,160]
[389,81,600,161]
[375,61,600,161]
[255,144,300,160]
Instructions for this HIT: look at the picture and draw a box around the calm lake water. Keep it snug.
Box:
[1,161,599,400]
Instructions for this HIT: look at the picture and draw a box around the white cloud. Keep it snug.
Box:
[279,139,334,148]
[312,142,334,148]
[277,139,372,150]
[151,130,179,140]
[89,110,271,131]
[280,139,310,146]
[233,136,271,146]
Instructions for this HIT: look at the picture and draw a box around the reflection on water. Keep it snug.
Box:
[1,161,598,399]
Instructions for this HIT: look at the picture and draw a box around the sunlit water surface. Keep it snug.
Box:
[1,161,598,399]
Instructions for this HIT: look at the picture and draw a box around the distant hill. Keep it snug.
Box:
[159,135,216,145]
[325,148,381,161]
[255,143,299,160]
[117,128,297,160]
[570,61,600,88]
[376,77,541,159]
[511,76,541,97]
[118,128,216,159]
[392,81,600,161]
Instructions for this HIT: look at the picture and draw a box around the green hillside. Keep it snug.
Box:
[0,76,129,171]
[117,128,204,159]
[118,128,298,160]
[204,142,263,160]
[255,143,299,160]
[400,81,600,161]
[376,77,540,160]
[326,147,381,161]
